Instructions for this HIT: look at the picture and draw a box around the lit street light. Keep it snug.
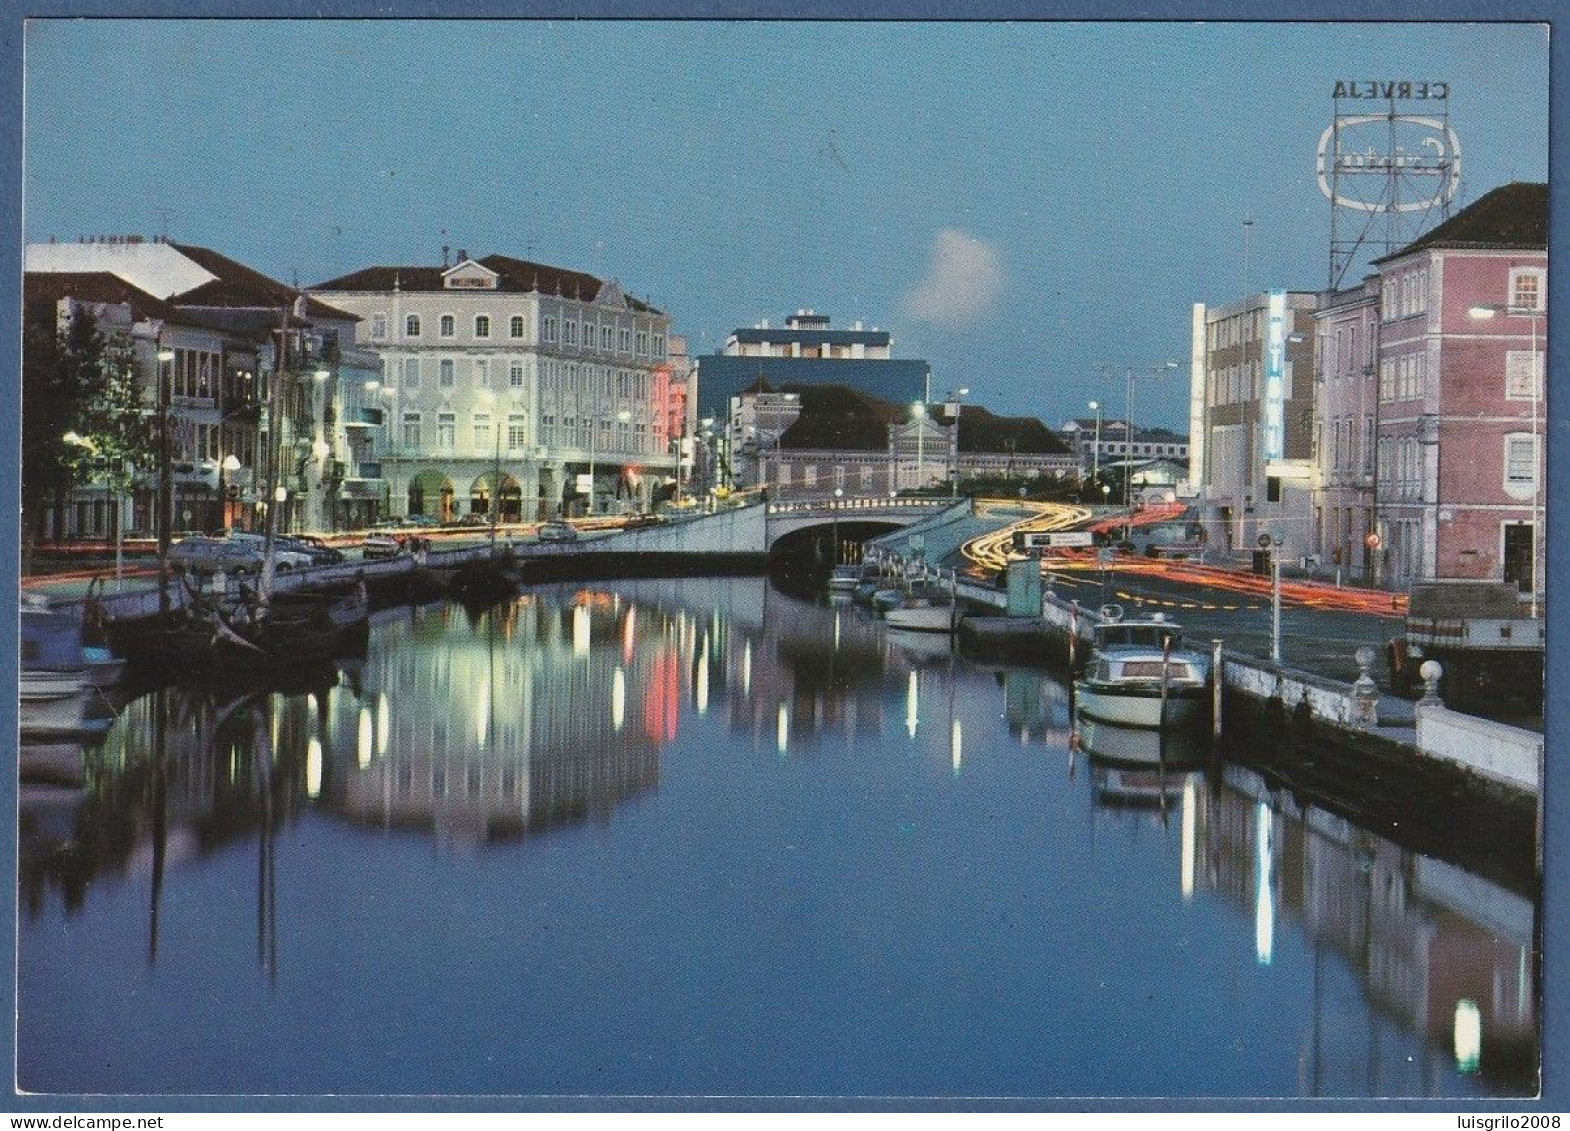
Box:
[1088,400,1102,491]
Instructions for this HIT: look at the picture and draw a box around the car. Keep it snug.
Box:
[536,521,579,543]
[226,531,339,568]
[167,535,314,575]
[622,512,667,529]
[362,532,406,560]
[285,533,348,565]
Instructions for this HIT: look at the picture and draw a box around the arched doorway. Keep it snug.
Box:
[468,471,523,522]
[408,470,456,524]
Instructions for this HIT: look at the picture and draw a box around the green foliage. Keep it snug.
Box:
[22,307,160,535]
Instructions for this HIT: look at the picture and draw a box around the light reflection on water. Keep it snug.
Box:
[17,577,1538,1098]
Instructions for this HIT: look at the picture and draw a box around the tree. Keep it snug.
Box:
[22,307,159,557]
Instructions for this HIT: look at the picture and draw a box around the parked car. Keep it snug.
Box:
[536,521,579,543]
[362,532,406,561]
[226,531,344,567]
[285,533,347,565]
[168,535,313,575]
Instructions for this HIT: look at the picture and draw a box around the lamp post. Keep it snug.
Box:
[479,389,502,551]
[832,485,844,564]
[1088,400,1102,492]
[1120,361,1180,540]
[912,401,927,493]
[1469,302,1544,618]
[155,341,175,616]
[946,387,969,499]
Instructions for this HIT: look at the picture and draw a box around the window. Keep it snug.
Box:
[601,326,614,351]
[652,334,665,358]
[475,315,491,339]
[439,359,455,388]
[543,316,559,343]
[1504,433,1537,493]
[1379,358,1395,402]
[402,412,422,448]
[438,413,456,450]
[803,465,818,487]
[510,315,526,339]
[371,313,388,340]
[473,413,492,453]
[1511,269,1545,312]
[440,314,456,338]
[507,415,527,450]
[778,464,792,487]
[475,360,489,387]
[636,330,649,356]
[1506,351,1541,400]
[403,357,420,388]
[509,362,525,388]
[405,314,422,337]
[564,320,577,346]
[619,327,632,353]
[860,466,873,489]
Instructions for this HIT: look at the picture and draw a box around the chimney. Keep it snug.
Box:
[457,248,468,263]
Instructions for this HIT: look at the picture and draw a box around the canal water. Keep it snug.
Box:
[17,577,1538,1099]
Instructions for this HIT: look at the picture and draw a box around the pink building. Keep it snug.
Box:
[1368,182,1546,598]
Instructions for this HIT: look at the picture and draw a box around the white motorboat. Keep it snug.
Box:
[1072,607,1210,729]
[883,581,957,633]
[21,602,114,738]
[828,564,867,592]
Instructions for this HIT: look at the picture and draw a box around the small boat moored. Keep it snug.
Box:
[1072,606,1211,729]
[21,598,116,738]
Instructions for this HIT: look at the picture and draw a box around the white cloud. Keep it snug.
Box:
[899,228,1005,330]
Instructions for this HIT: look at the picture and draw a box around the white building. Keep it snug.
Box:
[311,253,676,520]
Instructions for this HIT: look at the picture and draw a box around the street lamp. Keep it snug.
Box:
[1470,301,1544,617]
[155,343,175,616]
[832,485,844,564]
[219,453,241,533]
[911,401,927,493]
[946,387,969,498]
[1088,400,1102,491]
[1121,361,1180,539]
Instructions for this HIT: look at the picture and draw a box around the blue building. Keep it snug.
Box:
[695,309,931,422]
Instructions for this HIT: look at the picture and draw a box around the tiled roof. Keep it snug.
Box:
[170,242,359,322]
[24,271,184,325]
[956,406,1070,455]
[779,384,904,451]
[310,253,660,314]
[1375,182,1547,262]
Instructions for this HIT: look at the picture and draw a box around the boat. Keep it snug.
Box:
[1072,607,1211,729]
[828,564,867,593]
[143,573,372,674]
[21,601,116,738]
[883,583,958,633]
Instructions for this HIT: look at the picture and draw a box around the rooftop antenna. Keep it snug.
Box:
[441,229,449,268]
[154,208,175,243]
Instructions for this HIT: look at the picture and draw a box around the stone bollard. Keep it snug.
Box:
[1418,659,1444,707]
[1350,645,1380,729]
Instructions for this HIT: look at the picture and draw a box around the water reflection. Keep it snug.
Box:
[16,577,1539,1097]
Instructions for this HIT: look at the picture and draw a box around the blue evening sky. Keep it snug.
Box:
[22,18,1548,429]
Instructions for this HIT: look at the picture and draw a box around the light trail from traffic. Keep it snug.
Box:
[960,501,1091,574]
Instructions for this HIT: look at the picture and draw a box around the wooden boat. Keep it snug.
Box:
[1072,608,1211,729]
